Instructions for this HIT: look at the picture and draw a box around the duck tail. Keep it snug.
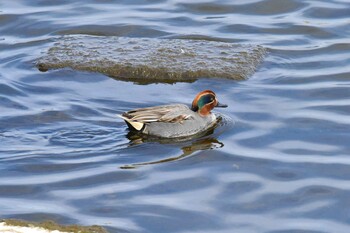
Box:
[116,114,144,131]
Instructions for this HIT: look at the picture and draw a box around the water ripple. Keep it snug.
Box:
[1,0,350,232]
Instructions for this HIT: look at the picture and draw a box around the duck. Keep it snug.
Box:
[117,90,227,138]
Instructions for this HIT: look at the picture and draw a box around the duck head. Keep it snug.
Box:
[191,90,227,116]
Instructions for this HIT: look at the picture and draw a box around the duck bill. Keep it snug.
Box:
[215,102,228,108]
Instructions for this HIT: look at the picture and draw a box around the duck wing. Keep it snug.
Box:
[118,104,193,131]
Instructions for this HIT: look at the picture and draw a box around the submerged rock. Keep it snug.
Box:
[37,35,266,84]
[0,219,107,233]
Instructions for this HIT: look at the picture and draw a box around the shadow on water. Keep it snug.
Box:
[121,114,233,169]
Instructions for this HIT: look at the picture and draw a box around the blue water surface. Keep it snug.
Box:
[1,0,350,232]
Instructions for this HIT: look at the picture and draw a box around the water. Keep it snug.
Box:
[1,0,350,232]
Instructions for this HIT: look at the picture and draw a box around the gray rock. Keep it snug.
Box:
[37,35,266,84]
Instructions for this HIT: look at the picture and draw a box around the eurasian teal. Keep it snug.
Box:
[117,90,227,138]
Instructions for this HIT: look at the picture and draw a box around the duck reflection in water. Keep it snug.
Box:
[120,118,226,169]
